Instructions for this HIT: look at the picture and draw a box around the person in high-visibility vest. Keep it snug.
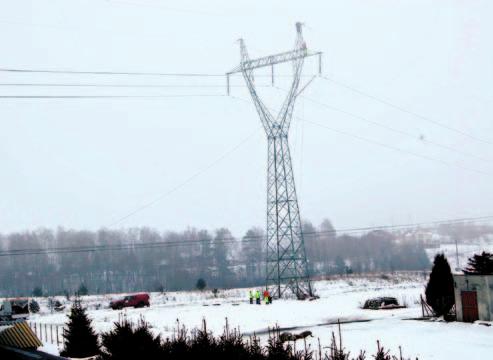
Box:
[263,289,269,304]
[255,290,261,305]
[249,290,254,304]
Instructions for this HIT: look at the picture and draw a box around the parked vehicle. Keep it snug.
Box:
[48,298,65,312]
[363,296,404,310]
[110,293,150,310]
[0,298,30,321]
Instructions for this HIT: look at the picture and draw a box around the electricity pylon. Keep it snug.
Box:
[227,23,322,299]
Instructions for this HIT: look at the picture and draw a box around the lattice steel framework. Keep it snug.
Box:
[228,23,321,298]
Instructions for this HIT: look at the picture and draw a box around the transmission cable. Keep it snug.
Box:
[0,94,226,99]
[107,127,262,227]
[277,86,492,163]
[2,215,493,257]
[0,67,223,77]
[305,118,492,177]
[0,83,257,88]
[232,95,492,177]
[321,76,493,146]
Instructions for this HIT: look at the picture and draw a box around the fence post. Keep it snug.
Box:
[50,324,53,344]
[44,324,47,342]
[56,325,60,347]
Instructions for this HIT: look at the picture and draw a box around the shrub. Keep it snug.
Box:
[99,318,163,360]
[29,299,40,314]
[99,318,416,360]
[373,341,391,360]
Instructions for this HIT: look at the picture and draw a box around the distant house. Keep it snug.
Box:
[453,274,493,322]
[398,229,440,246]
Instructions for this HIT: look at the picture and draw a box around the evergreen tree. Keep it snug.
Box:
[32,287,43,297]
[213,228,234,286]
[196,278,207,291]
[425,254,455,317]
[78,283,89,296]
[241,227,265,285]
[61,297,100,358]
[335,256,346,275]
[464,251,493,275]
[99,318,163,360]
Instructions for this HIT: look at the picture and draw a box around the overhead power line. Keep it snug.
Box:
[0,68,317,78]
[305,118,493,177]
[2,214,493,257]
[278,87,492,163]
[0,94,225,99]
[108,127,262,227]
[0,68,223,77]
[0,83,259,88]
[321,76,493,146]
[233,95,493,177]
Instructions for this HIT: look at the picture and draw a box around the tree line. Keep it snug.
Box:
[0,219,431,297]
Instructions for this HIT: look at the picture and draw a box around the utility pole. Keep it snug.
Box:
[454,235,460,271]
[227,23,322,299]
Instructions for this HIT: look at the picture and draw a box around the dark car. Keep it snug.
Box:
[110,293,150,310]
[363,297,402,310]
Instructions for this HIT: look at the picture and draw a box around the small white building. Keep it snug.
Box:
[453,274,493,322]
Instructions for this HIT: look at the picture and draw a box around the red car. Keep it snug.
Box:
[110,293,150,310]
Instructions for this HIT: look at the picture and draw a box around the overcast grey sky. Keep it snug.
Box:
[0,0,492,235]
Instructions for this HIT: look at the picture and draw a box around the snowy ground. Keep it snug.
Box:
[27,274,493,359]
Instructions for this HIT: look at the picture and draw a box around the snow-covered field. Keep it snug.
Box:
[28,274,492,359]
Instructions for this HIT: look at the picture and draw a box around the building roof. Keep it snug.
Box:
[0,321,42,349]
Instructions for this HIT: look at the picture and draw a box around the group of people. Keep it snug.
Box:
[249,289,273,305]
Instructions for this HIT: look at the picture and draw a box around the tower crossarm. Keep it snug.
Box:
[228,48,321,74]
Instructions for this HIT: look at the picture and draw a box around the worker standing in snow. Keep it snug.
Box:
[263,289,269,304]
[249,290,253,304]
[255,290,261,305]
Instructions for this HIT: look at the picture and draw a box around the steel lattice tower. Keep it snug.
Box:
[228,23,322,298]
